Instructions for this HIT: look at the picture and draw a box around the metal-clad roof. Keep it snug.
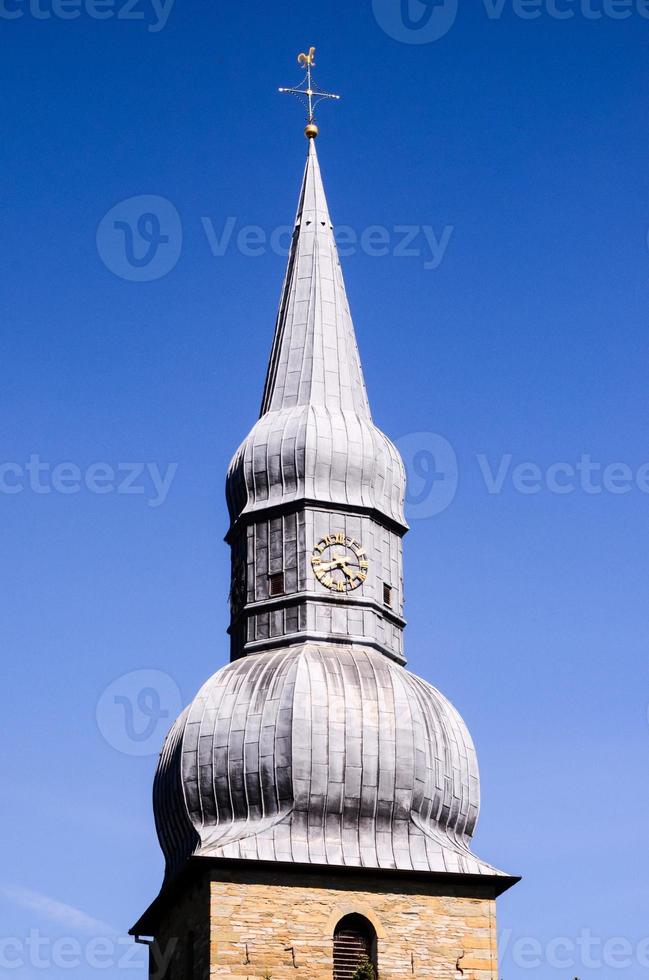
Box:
[226,140,406,529]
[153,643,507,882]
[261,139,371,418]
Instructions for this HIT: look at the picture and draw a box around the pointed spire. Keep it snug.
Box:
[260,140,372,420]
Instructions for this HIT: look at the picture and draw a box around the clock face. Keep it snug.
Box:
[311,533,369,593]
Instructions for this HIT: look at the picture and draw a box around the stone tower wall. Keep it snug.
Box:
[207,867,499,980]
[148,877,209,980]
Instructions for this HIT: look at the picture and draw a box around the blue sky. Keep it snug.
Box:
[2,1,648,977]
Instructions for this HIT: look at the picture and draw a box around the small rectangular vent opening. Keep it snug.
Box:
[269,572,285,597]
[383,583,393,608]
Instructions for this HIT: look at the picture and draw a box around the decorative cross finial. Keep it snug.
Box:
[279,46,340,139]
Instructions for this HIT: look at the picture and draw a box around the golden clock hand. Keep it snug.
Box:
[318,557,342,572]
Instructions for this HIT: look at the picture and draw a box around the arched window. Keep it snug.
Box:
[333,914,378,979]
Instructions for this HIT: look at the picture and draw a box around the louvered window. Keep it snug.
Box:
[269,572,285,597]
[333,914,377,980]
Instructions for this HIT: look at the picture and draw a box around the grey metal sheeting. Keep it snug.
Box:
[225,139,407,531]
[154,643,506,881]
[227,405,406,528]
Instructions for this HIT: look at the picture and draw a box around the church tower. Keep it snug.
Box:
[131,52,518,980]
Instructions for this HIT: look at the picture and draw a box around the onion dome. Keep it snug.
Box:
[154,643,506,883]
[226,407,406,528]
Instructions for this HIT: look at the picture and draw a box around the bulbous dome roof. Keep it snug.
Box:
[154,643,504,881]
[226,406,407,527]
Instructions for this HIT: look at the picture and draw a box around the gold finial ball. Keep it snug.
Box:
[305,122,319,139]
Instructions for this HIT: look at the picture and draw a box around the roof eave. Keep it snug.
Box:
[130,855,520,937]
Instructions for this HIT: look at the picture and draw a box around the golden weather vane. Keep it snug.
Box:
[279,46,340,139]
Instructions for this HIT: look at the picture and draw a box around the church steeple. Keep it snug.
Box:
[131,52,518,972]
[260,139,371,419]
[226,132,408,664]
